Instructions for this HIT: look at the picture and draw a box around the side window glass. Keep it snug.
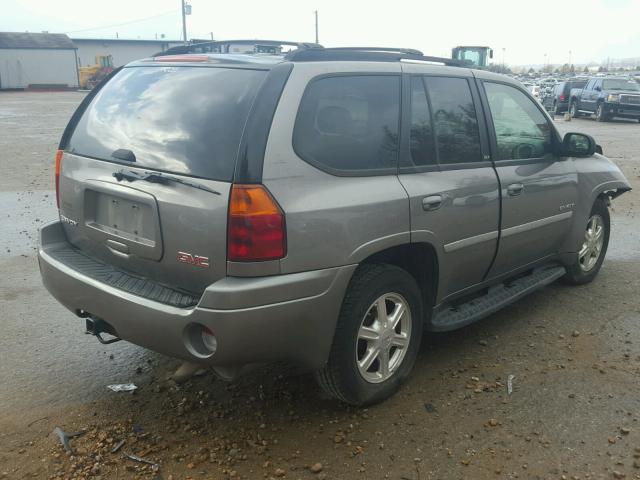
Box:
[484,82,552,161]
[409,77,436,166]
[293,75,400,173]
[425,77,482,164]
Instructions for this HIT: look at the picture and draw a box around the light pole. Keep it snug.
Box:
[314,10,319,44]
[181,0,191,45]
[543,53,547,71]
[569,50,572,67]
[502,47,506,69]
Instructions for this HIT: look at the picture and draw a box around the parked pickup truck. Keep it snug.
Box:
[569,77,640,122]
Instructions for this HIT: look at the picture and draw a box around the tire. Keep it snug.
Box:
[596,103,608,122]
[570,101,580,118]
[316,263,424,406]
[563,198,610,285]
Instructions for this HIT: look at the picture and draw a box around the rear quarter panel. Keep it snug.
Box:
[261,62,411,274]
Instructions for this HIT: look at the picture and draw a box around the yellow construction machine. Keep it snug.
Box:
[79,55,114,89]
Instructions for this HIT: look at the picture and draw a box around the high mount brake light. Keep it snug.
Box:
[227,185,286,262]
[55,150,63,209]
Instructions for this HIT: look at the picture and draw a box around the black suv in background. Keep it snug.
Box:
[570,77,640,122]
[543,79,588,115]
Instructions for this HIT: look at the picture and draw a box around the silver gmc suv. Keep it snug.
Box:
[38,44,631,405]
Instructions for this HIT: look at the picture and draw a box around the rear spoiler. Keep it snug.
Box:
[154,39,322,57]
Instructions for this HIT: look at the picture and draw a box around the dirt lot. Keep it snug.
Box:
[1,91,639,480]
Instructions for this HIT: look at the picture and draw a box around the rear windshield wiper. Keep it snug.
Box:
[113,169,221,196]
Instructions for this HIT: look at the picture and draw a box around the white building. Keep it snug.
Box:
[72,38,183,67]
[0,32,79,89]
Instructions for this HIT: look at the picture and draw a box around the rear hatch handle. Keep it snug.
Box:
[113,169,221,195]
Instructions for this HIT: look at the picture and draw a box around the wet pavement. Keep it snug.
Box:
[0,92,639,480]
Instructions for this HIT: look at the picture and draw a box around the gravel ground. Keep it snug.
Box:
[0,91,639,480]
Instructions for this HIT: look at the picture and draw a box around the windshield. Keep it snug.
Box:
[67,66,267,181]
[602,79,640,91]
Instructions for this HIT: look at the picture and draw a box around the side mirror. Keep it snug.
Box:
[562,132,597,157]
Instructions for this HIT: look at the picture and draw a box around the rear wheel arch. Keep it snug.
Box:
[360,242,439,321]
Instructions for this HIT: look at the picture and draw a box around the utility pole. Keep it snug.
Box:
[314,10,319,44]
[181,0,188,45]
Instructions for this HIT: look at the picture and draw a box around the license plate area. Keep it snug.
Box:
[82,180,163,261]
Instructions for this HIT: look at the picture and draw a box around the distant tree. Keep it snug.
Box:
[570,64,575,73]
[583,66,589,73]
[598,65,607,72]
[528,67,536,74]
[488,64,512,74]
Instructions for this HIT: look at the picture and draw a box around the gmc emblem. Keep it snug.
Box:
[177,251,210,268]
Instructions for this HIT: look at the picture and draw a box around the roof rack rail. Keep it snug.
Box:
[284,47,464,66]
[157,39,323,57]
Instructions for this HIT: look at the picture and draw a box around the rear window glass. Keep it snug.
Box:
[67,66,266,181]
[293,75,400,174]
[425,77,482,164]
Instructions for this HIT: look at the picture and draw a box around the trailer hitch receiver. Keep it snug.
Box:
[85,317,122,345]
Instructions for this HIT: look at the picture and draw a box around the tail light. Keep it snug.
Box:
[55,150,63,209]
[559,94,566,101]
[227,185,286,262]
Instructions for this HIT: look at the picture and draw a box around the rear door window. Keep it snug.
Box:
[293,75,401,174]
[424,77,482,164]
[67,66,267,181]
[409,77,436,167]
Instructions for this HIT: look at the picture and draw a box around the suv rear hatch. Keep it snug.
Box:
[58,63,267,295]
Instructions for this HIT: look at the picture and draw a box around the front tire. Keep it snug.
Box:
[563,198,610,285]
[596,103,608,122]
[316,263,423,406]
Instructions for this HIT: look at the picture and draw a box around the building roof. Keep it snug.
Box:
[0,32,75,49]
[71,37,182,44]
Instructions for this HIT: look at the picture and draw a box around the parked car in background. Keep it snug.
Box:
[528,84,541,99]
[570,77,640,122]
[543,79,588,115]
[39,45,631,406]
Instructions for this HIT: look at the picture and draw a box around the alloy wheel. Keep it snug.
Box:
[356,293,412,384]
[579,214,605,272]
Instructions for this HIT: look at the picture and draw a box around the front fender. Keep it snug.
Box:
[561,154,631,256]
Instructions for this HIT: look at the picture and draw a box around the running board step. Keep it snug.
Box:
[429,265,566,331]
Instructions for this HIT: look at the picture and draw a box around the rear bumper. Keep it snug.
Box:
[38,221,355,370]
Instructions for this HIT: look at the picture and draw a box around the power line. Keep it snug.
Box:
[65,9,178,35]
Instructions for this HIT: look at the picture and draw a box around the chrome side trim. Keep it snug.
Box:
[501,211,573,238]
[444,230,499,253]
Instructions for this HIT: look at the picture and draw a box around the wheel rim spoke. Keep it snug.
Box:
[378,348,390,377]
[358,325,380,342]
[389,302,406,330]
[376,297,388,323]
[391,334,409,349]
[359,346,379,371]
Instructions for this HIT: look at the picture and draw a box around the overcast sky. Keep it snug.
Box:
[4,0,639,65]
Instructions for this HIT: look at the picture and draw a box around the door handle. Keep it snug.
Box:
[507,183,524,196]
[422,195,443,211]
